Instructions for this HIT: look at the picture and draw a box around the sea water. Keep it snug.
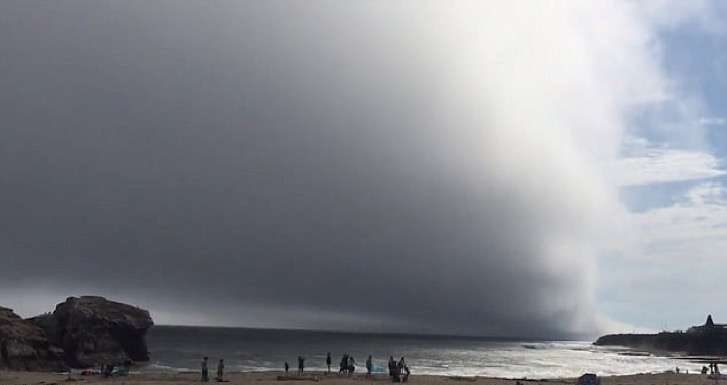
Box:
[144,326,697,378]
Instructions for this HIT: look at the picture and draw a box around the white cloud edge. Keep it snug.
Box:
[609,137,725,186]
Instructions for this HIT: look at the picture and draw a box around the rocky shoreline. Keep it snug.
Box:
[594,316,727,356]
[0,296,153,371]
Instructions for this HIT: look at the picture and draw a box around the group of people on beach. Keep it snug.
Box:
[201,352,410,382]
[388,356,411,382]
[200,356,225,382]
[281,352,410,382]
[701,362,721,375]
[334,352,369,375]
[282,356,310,375]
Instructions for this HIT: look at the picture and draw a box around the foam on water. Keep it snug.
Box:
[143,326,700,378]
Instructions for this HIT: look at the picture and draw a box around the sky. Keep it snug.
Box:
[0,1,725,339]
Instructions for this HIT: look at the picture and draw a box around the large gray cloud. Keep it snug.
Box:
[0,1,670,337]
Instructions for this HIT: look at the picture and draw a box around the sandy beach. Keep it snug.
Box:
[0,372,720,385]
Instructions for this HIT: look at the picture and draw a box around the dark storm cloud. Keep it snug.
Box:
[0,1,617,337]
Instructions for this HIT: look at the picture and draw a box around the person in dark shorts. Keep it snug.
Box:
[326,352,332,373]
[216,359,224,381]
[201,357,209,382]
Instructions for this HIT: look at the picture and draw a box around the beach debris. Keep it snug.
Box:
[576,373,600,385]
[277,375,320,382]
[448,376,478,381]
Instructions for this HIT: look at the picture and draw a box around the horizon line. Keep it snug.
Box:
[149,323,591,342]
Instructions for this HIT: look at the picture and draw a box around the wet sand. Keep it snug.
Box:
[0,371,721,385]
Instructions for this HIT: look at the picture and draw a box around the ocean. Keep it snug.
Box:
[144,326,696,379]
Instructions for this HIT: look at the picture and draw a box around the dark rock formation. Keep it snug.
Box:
[33,296,154,368]
[0,306,65,371]
[595,316,727,355]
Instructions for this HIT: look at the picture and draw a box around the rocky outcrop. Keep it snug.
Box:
[594,330,727,355]
[595,315,727,355]
[0,306,65,371]
[33,296,154,368]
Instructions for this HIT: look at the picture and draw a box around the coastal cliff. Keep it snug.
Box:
[0,306,65,371]
[2,296,154,370]
[32,296,154,368]
[595,315,727,355]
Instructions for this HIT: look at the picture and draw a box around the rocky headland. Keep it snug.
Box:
[594,315,727,355]
[0,306,64,371]
[1,296,153,370]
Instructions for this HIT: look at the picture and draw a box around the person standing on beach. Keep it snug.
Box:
[348,355,356,375]
[102,363,114,378]
[326,352,332,373]
[366,355,373,377]
[396,357,406,382]
[392,360,401,382]
[388,356,396,377]
[216,359,224,381]
[285,362,289,374]
[201,357,209,382]
[340,354,349,374]
[298,356,305,374]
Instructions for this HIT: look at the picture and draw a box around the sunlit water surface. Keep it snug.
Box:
[144,326,699,378]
